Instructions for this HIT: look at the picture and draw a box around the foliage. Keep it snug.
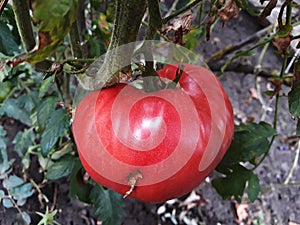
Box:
[0,0,299,224]
[213,122,276,202]
[36,206,61,225]
[90,185,124,225]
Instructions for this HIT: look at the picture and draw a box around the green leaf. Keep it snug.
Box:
[39,76,55,98]
[219,122,276,169]
[184,29,202,50]
[247,173,260,202]
[0,125,8,149]
[21,212,32,225]
[0,91,39,126]
[238,121,276,138]
[45,155,75,181]
[37,96,57,130]
[40,108,70,156]
[3,176,34,206]
[0,98,32,126]
[288,80,300,117]
[0,81,12,103]
[212,165,250,202]
[0,4,21,46]
[3,175,24,189]
[9,183,34,203]
[297,120,300,136]
[0,21,19,56]
[0,138,14,179]
[2,198,14,208]
[13,129,36,157]
[27,0,78,63]
[0,189,4,198]
[90,185,124,225]
[70,160,93,203]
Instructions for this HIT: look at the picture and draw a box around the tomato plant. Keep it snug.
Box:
[72,64,234,203]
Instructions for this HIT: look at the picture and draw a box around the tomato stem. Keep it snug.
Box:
[142,62,166,92]
[166,64,184,89]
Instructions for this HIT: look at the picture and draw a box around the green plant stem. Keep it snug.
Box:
[76,0,147,90]
[162,0,202,24]
[69,22,83,59]
[141,0,164,92]
[286,0,292,25]
[12,0,35,52]
[29,178,49,204]
[284,140,300,184]
[256,42,270,121]
[253,52,289,170]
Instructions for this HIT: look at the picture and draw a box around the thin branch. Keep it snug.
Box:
[0,0,9,16]
[207,25,273,63]
[12,0,35,52]
[263,181,300,195]
[283,140,300,184]
[208,60,277,79]
[162,0,202,24]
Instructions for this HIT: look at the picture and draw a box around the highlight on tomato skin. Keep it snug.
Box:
[72,63,234,203]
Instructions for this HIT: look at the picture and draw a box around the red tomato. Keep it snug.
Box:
[72,64,234,203]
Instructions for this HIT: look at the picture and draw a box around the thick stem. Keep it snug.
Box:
[70,22,83,59]
[141,0,163,92]
[12,0,35,52]
[77,0,147,90]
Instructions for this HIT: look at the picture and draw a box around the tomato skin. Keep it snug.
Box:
[72,64,234,203]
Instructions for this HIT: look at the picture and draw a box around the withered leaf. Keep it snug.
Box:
[162,11,193,45]
[272,35,292,56]
[206,16,217,41]
[217,0,241,26]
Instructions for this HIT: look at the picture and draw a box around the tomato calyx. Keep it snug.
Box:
[139,63,184,92]
[166,64,184,89]
[123,170,143,199]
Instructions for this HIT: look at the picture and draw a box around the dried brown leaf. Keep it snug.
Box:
[268,77,282,98]
[162,11,193,45]
[235,203,249,223]
[37,32,52,50]
[272,35,292,56]
[217,0,241,26]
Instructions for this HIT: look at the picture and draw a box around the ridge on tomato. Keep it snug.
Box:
[72,63,234,203]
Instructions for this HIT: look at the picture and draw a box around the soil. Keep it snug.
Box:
[1,11,300,225]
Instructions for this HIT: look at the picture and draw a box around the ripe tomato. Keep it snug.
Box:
[72,64,234,203]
